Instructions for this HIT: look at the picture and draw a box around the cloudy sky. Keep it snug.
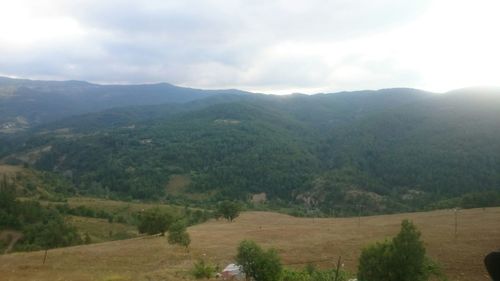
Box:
[0,0,499,94]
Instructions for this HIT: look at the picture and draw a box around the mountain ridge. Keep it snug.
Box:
[2,86,499,214]
[0,76,253,131]
[1,77,500,214]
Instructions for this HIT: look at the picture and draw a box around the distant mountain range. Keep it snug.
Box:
[1,76,500,215]
[0,76,250,132]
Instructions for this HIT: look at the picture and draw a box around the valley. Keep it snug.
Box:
[1,78,500,281]
[2,2,499,280]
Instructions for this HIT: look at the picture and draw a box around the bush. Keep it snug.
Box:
[236,240,283,281]
[192,259,217,279]
[167,220,191,248]
[0,188,84,251]
[216,200,242,222]
[357,220,444,281]
[137,208,174,235]
[20,217,83,250]
[282,268,349,281]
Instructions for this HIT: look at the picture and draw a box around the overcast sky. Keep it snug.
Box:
[0,0,499,94]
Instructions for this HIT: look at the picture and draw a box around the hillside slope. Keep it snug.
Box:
[0,76,250,131]
[1,208,498,281]
[2,87,500,213]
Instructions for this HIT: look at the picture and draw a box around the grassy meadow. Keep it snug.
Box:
[1,207,499,281]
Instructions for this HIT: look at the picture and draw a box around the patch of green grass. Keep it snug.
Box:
[67,216,139,243]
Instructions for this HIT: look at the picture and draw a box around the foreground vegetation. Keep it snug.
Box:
[0,183,214,253]
[2,209,497,281]
[357,220,445,281]
[0,185,82,252]
[206,220,442,281]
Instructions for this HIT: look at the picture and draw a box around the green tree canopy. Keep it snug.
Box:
[167,220,191,248]
[236,240,283,281]
[22,217,82,250]
[216,200,242,222]
[137,208,174,236]
[357,220,438,281]
[0,187,83,251]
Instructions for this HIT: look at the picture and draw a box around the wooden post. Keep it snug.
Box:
[357,204,361,227]
[454,208,458,239]
[334,256,342,281]
[43,249,48,265]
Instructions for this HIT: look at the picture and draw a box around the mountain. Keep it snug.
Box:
[0,76,250,132]
[2,84,500,215]
[314,88,500,212]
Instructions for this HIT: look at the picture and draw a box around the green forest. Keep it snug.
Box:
[2,88,500,215]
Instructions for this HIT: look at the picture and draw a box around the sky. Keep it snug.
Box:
[0,0,499,95]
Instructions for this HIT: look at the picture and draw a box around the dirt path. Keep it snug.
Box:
[0,230,23,254]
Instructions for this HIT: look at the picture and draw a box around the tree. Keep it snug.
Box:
[84,232,92,244]
[237,240,262,280]
[2,174,8,189]
[0,185,19,229]
[254,249,282,281]
[390,220,428,280]
[168,220,191,248]
[236,240,283,281]
[216,201,241,222]
[357,240,392,281]
[357,220,437,281]
[137,208,174,236]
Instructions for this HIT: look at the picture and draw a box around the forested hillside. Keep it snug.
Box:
[2,85,500,215]
[0,76,249,132]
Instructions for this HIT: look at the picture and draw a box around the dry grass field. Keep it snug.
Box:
[1,207,499,281]
[67,216,139,243]
[0,165,22,174]
[63,197,181,214]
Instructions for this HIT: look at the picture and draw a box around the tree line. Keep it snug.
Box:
[0,185,82,251]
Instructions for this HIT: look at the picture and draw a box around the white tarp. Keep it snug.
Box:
[221,263,245,280]
[223,264,241,273]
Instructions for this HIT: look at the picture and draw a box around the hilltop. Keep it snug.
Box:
[1,77,500,215]
[0,76,250,131]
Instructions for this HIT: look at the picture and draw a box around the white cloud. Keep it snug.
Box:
[0,0,498,94]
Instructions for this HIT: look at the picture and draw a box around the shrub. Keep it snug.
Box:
[192,259,216,279]
[216,201,242,222]
[357,220,444,281]
[282,268,349,281]
[137,208,174,236]
[167,220,191,248]
[236,240,283,281]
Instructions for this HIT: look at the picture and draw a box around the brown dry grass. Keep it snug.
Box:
[164,174,214,201]
[165,174,191,195]
[63,197,180,214]
[0,165,22,174]
[0,230,23,254]
[1,207,499,281]
[67,216,138,243]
